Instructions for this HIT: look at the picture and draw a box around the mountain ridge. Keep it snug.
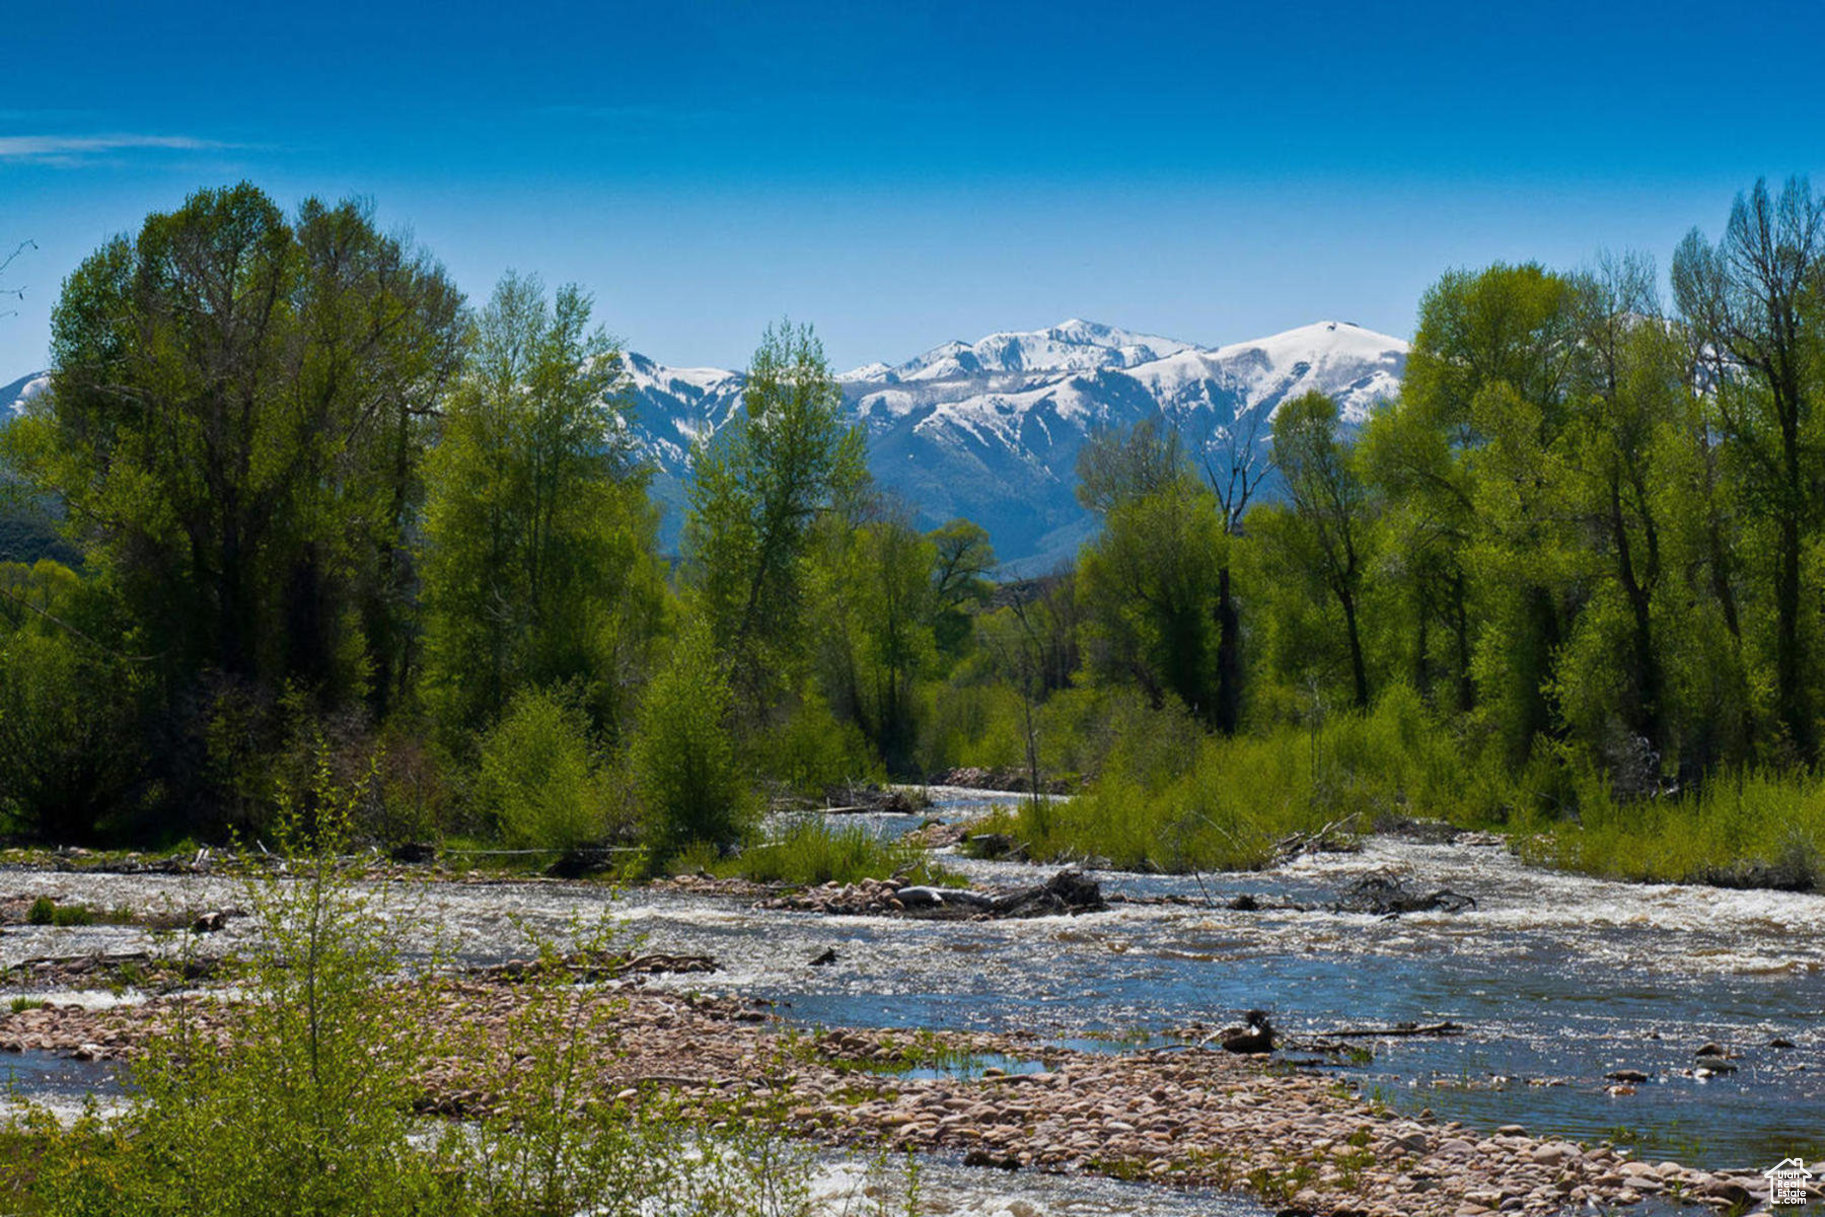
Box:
[7,319,1409,570]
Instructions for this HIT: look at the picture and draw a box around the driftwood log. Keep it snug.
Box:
[467,951,717,984]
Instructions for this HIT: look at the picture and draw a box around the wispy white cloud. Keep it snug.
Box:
[0,133,236,166]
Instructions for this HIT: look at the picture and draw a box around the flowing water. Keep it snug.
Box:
[3,788,1822,1205]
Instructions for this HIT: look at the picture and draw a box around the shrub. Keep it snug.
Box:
[917,681,1028,774]
[729,816,947,886]
[632,620,750,861]
[26,895,54,925]
[53,903,93,927]
[475,688,608,851]
[750,688,879,795]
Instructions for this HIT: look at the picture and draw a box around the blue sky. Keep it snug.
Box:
[4,0,1822,375]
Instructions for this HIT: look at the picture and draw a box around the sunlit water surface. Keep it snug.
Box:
[4,788,1821,1187]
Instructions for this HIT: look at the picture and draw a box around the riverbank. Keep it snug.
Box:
[2,813,1823,1186]
[0,979,1799,1216]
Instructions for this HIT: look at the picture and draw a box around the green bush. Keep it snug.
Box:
[750,688,879,794]
[993,686,1490,873]
[728,816,951,886]
[632,619,751,861]
[1523,768,1825,890]
[26,895,54,925]
[475,688,609,851]
[0,749,865,1217]
[917,681,1028,774]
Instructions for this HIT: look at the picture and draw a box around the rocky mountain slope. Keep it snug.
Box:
[7,319,1408,570]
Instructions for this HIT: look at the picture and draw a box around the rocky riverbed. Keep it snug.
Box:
[2,800,1823,1214]
[0,979,1801,1215]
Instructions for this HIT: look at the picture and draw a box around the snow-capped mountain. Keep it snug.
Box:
[846,319,1197,386]
[633,319,1408,568]
[5,320,1409,570]
[2,372,46,418]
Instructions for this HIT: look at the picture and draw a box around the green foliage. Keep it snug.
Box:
[6,184,464,710]
[632,618,751,860]
[748,688,879,795]
[719,816,952,887]
[1270,391,1376,709]
[927,518,996,661]
[1075,421,1227,722]
[918,680,1030,773]
[0,562,146,842]
[992,686,1526,873]
[419,271,664,744]
[683,321,867,706]
[26,895,54,925]
[808,510,938,771]
[1007,721,1328,873]
[475,687,612,851]
[1525,769,1825,891]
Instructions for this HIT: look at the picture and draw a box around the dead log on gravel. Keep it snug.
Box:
[468,951,717,983]
[1321,1021,1465,1038]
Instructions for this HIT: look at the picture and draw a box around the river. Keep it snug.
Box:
[2,788,1820,1211]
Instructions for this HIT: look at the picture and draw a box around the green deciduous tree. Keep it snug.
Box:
[927,517,996,661]
[419,272,664,743]
[812,504,937,771]
[1075,420,1226,722]
[1673,176,1825,762]
[8,184,465,710]
[682,321,866,710]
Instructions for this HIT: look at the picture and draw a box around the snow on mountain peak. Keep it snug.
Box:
[846,319,1200,385]
[3,372,47,417]
[5,319,1408,569]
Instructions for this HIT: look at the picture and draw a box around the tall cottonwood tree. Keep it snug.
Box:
[8,184,464,711]
[683,321,866,711]
[1673,176,1825,762]
[419,272,664,741]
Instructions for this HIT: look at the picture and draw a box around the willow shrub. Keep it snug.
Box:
[1522,768,1825,890]
[2,753,870,1217]
[476,686,612,851]
[991,685,1517,873]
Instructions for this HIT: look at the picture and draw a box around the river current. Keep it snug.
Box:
[2,787,1820,1209]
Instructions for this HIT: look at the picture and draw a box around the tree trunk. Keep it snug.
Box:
[1214,565,1241,736]
[1338,585,1369,709]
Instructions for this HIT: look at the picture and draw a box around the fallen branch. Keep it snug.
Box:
[1320,1021,1464,1038]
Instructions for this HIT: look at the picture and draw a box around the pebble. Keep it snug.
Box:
[0,960,1743,1217]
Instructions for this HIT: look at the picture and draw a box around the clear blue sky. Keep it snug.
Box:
[4,0,1822,376]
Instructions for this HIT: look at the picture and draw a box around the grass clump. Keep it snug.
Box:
[1520,768,1825,890]
[679,816,961,887]
[25,897,93,927]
